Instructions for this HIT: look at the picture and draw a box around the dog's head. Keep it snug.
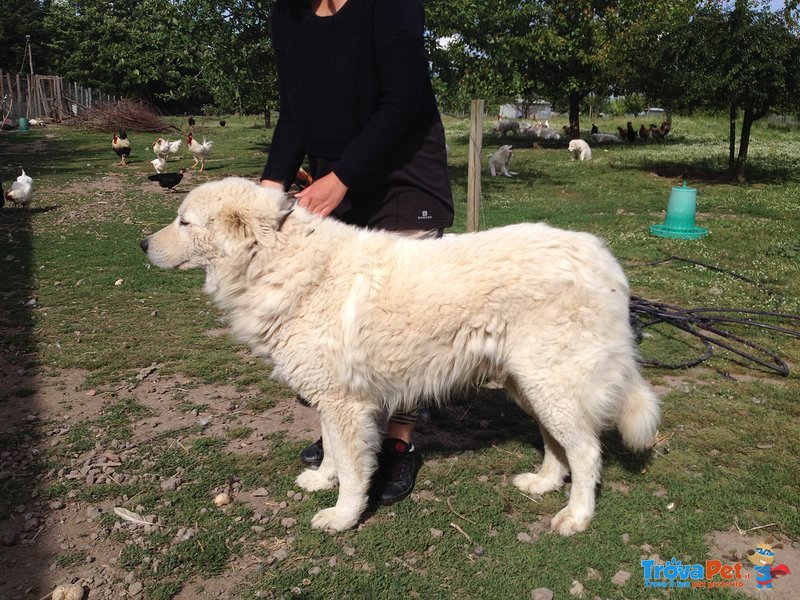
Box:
[140,177,294,271]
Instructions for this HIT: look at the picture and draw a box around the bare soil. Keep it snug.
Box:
[0,365,319,600]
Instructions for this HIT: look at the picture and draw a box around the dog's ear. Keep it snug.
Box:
[214,207,277,254]
[218,208,253,243]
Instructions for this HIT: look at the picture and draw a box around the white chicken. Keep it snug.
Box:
[151,157,167,174]
[5,169,34,208]
[186,133,213,172]
[152,137,182,160]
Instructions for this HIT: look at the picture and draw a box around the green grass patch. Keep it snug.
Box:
[1,113,798,598]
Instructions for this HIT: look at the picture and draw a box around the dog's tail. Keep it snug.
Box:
[617,373,660,451]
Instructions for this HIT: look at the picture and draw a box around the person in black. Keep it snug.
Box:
[260,0,454,506]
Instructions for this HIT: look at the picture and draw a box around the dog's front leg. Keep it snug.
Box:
[309,404,380,532]
[296,418,338,491]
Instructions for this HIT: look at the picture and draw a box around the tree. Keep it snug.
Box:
[0,1,52,75]
[614,0,800,181]
[39,0,278,116]
[43,0,202,109]
[425,1,543,116]
[427,1,619,137]
[527,1,619,139]
[182,0,278,117]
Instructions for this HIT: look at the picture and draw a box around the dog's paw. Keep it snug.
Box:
[551,505,592,536]
[310,507,359,532]
[513,472,562,496]
[296,468,337,492]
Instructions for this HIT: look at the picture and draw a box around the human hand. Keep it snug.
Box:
[294,172,347,217]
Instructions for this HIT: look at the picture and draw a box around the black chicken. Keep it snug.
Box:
[149,168,186,192]
[219,120,226,127]
[590,123,598,135]
[188,115,196,128]
[626,121,636,143]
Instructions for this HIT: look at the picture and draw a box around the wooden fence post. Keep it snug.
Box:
[466,99,484,232]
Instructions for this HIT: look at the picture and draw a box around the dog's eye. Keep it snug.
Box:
[179,219,190,227]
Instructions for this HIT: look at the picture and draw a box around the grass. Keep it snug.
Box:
[0,112,798,598]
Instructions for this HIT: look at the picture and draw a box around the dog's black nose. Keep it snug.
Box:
[140,238,149,252]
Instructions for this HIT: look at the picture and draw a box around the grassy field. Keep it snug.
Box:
[0,112,798,599]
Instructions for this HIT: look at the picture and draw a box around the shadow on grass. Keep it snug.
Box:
[414,385,653,477]
[0,199,49,595]
[627,156,797,185]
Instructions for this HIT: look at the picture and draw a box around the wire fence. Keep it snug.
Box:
[0,69,119,126]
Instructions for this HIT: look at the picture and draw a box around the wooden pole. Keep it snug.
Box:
[466,99,484,232]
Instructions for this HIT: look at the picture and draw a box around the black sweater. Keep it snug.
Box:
[261,0,453,230]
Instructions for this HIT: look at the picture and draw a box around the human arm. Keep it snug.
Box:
[332,0,432,187]
[260,6,306,190]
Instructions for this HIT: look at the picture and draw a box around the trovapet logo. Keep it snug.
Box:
[746,538,792,589]
[641,558,749,589]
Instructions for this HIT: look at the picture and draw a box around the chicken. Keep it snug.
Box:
[219,120,226,127]
[188,115,196,128]
[186,133,213,172]
[149,168,186,192]
[617,125,627,138]
[639,123,650,139]
[112,131,131,165]
[660,121,671,137]
[647,123,664,142]
[152,137,182,159]
[590,132,623,144]
[5,169,34,208]
[591,123,599,135]
[167,138,182,156]
[289,168,313,193]
[626,122,636,143]
[151,157,167,174]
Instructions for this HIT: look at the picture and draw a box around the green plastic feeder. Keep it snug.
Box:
[650,181,708,239]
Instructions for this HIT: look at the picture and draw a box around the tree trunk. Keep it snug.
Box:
[568,92,581,139]
[264,108,272,129]
[734,103,767,182]
[728,104,737,179]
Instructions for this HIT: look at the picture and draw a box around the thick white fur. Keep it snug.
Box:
[568,139,592,161]
[142,177,659,534]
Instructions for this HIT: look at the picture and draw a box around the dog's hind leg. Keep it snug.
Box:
[506,378,569,496]
[512,428,568,495]
[308,402,380,532]
[548,429,601,535]
[507,377,601,535]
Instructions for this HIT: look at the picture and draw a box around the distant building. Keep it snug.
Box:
[637,107,666,119]
[499,100,552,120]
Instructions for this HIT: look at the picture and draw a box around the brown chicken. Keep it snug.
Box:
[112,131,132,165]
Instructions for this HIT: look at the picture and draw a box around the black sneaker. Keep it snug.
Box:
[300,437,323,467]
[369,438,423,506]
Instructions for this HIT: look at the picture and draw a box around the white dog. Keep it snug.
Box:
[141,178,659,535]
[495,120,520,136]
[590,132,623,144]
[488,144,515,177]
[568,138,592,161]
